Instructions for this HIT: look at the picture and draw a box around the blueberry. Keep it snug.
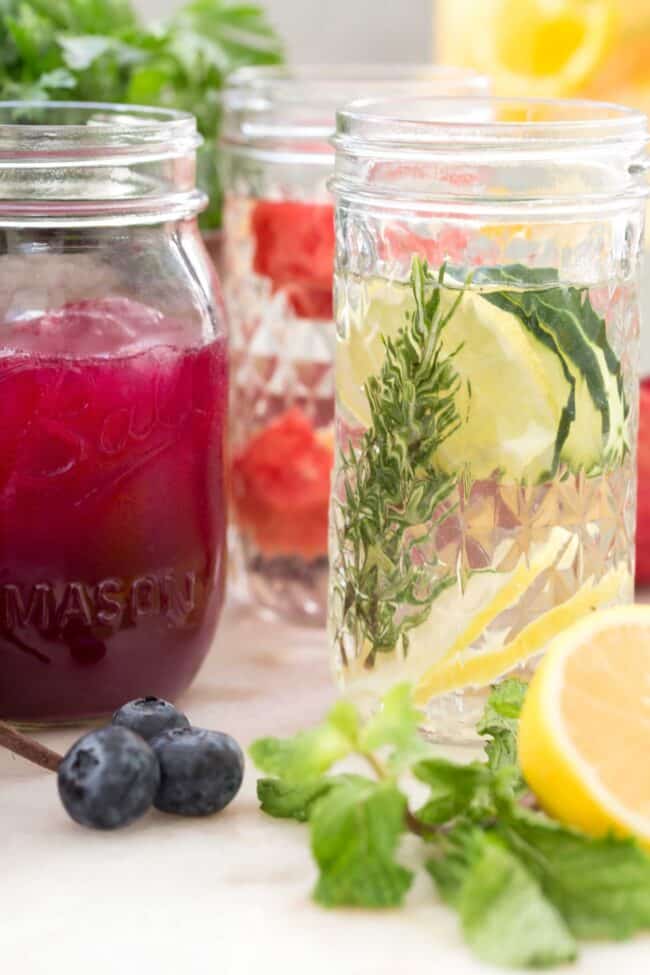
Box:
[150,727,244,816]
[112,696,190,742]
[58,726,160,830]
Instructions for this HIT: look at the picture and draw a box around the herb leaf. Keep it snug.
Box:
[414,758,491,826]
[257,777,333,822]
[477,679,527,773]
[310,775,412,908]
[500,803,650,940]
[333,258,463,665]
[430,830,577,968]
[249,701,357,783]
[358,682,429,770]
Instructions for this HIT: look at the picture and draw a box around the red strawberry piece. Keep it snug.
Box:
[251,200,335,321]
[379,224,470,266]
[231,408,333,560]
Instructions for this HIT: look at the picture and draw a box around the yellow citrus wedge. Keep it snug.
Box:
[518,602,650,847]
[413,562,630,702]
[471,0,617,98]
[346,528,573,693]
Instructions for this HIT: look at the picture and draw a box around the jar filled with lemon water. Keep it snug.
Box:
[329,96,647,741]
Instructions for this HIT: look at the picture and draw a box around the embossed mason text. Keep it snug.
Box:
[0,572,198,632]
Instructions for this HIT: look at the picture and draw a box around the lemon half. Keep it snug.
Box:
[519,603,650,846]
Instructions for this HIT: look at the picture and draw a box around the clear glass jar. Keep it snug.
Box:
[329,96,648,742]
[221,65,489,626]
[0,102,228,724]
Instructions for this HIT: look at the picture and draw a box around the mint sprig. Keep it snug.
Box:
[251,681,650,969]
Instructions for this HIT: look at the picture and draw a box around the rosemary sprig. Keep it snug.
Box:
[333,257,465,666]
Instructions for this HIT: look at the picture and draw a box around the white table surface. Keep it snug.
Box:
[2,601,649,975]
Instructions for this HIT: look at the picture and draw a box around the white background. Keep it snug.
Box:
[135,0,433,62]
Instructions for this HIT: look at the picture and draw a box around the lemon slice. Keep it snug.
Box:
[471,0,617,98]
[518,603,650,845]
[414,562,631,702]
[336,278,413,427]
[337,278,573,482]
[343,527,572,692]
[434,288,572,482]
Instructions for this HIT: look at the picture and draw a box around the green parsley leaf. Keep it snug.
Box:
[0,0,284,228]
[477,679,527,772]
[430,828,577,968]
[413,757,491,826]
[310,775,412,908]
[256,777,333,822]
[500,803,650,940]
[249,701,357,783]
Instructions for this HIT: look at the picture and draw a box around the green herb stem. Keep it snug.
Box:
[334,259,465,665]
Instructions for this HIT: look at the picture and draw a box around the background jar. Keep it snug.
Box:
[220,65,489,627]
[329,96,648,741]
[0,102,228,723]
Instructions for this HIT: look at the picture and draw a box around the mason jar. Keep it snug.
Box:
[221,65,488,626]
[0,102,228,723]
[329,96,647,741]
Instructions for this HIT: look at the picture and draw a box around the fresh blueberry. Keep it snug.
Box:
[58,726,160,830]
[150,727,244,816]
[112,696,190,742]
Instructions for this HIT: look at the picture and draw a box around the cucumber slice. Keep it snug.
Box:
[434,288,575,483]
[482,278,628,474]
[337,263,626,484]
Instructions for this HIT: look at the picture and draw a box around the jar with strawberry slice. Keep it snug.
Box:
[221,65,488,624]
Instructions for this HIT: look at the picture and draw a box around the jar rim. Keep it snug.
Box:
[331,96,649,215]
[0,101,202,163]
[222,65,489,150]
[0,101,206,226]
[226,63,489,93]
[334,95,648,150]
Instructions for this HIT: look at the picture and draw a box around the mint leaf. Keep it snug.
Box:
[310,776,412,908]
[359,683,427,769]
[459,835,577,968]
[257,777,333,822]
[413,758,491,825]
[477,679,527,773]
[250,701,357,783]
[501,803,650,939]
[426,824,486,906]
[326,699,360,745]
[430,829,577,968]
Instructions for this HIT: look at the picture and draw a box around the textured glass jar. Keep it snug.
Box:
[221,65,489,627]
[329,96,647,741]
[0,103,228,723]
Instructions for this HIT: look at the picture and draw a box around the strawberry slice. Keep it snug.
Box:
[380,224,469,267]
[231,408,333,560]
[636,378,650,584]
[251,200,334,321]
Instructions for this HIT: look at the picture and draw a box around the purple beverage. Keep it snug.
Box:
[0,297,227,722]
